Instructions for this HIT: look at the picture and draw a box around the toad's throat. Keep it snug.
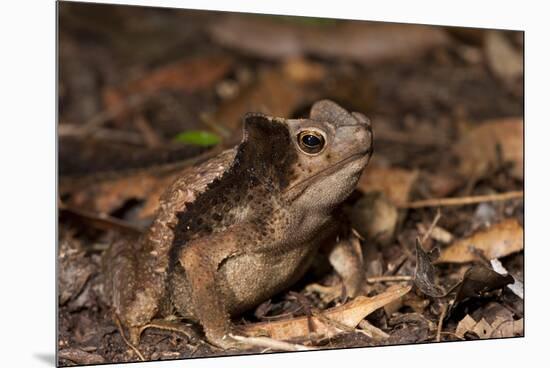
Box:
[283,151,370,199]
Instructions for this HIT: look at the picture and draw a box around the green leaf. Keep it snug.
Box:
[173,130,221,147]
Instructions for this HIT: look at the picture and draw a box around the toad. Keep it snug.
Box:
[103,100,373,349]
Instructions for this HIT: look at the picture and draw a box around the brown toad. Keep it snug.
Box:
[103,100,373,349]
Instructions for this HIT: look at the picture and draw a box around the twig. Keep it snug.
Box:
[228,334,314,352]
[80,94,148,136]
[439,331,465,340]
[114,315,145,361]
[357,320,390,339]
[401,191,523,209]
[421,208,441,244]
[134,115,163,148]
[436,302,449,342]
[366,275,413,283]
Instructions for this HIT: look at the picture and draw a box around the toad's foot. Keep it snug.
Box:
[205,331,253,351]
[228,334,314,352]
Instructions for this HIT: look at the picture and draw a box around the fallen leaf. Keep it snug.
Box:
[453,265,514,307]
[243,285,411,341]
[472,318,494,338]
[103,55,233,117]
[454,118,523,180]
[490,258,524,299]
[417,223,453,244]
[61,148,225,221]
[209,15,448,65]
[58,234,97,305]
[58,348,105,365]
[455,314,523,339]
[282,57,327,84]
[383,284,409,316]
[413,240,446,298]
[490,317,524,338]
[423,172,463,198]
[351,192,398,244]
[455,314,477,338]
[173,130,221,147]
[357,165,419,206]
[485,31,523,83]
[206,67,307,133]
[437,219,523,263]
[67,171,179,221]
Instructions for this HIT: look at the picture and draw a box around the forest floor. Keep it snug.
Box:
[57,3,524,366]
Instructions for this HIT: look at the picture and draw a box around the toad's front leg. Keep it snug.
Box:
[179,230,248,350]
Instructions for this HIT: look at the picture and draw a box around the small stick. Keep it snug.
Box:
[436,302,449,342]
[366,275,413,283]
[401,191,523,209]
[228,334,314,352]
[421,208,441,244]
[114,316,145,361]
[357,320,390,339]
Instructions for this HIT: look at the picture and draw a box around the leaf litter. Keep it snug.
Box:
[57,4,523,365]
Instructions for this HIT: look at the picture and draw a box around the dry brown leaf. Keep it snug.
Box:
[103,55,233,113]
[243,285,411,341]
[472,318,494,338]
[383,284,408,316]
[455,314,523,339]
[58,348,105,365]
[351,192,398,244]
[206,67,307,132]
[58,236,96,305]
[437,219,523,264]
[209,16,448,65]
[485,31,523,82]
[423,172,463,198]
[358,165,419,206]
[490,317,524,338]
[455,314,477,338]
[282,57,327,84]
[67,171,179,220]
[454,118,523,180]
[417,223,454,244]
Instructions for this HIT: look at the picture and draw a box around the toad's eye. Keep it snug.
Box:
[298,131,326,154]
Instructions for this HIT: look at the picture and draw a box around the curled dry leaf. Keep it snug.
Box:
[414,240,447,298]
[453,265,514,307]
[453,118,523,180]
[357,165,419,207]
[351,192,398,244]
[417,223,453,244]
[209,15,448,65]
[437,219,523,264]
[243,285,411,341]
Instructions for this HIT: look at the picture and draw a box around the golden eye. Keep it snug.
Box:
[297,130,325,154]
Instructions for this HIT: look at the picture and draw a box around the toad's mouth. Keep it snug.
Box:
[283,149,372,199]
